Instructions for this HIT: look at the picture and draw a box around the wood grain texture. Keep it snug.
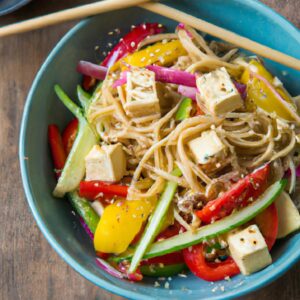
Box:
[0,1,299,299]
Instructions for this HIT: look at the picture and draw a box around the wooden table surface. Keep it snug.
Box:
[0,1,299,299]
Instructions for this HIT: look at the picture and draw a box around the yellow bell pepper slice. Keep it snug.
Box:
[94,198,153,254]
[111,40,187,71]
[241,60,296,121]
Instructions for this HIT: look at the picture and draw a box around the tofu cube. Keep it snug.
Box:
[85,144,126,182]
[196,67,243,115]
[188,130,226,164]
[124,69,160,117]
[227,225,272,275]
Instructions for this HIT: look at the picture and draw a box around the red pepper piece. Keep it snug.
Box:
[183,244,240,281]
[255,203,278,250]
[196,164,270,224]
[62,118,79,155]
[48,125,67,178]
[79,181,129,199]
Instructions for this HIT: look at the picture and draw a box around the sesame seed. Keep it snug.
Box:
[224,276,231,281]
[154,281,160,287]
[149,53,155,57]
[178,273,187,278]
[114,28,120,34]
[108,43,113,47]
[164,282,170,289]
[220,286,225,292]
[141,57,146,62]
[130,41,136,48]
[108,31,114,35]
[168,277,172,281]
[131,25,136,29]
[94,45,100,50]
[155,49,161,53]
[158,23,163,28]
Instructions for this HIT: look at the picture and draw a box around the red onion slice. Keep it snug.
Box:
[178,85,197,100]
[77,61,108,80]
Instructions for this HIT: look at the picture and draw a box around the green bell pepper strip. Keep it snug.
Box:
[53,85,99,198]
[140,263,186,277]
[113,180,286,262]
[68,191,100,234]
[175,98,193,121]
[129,168,182,273]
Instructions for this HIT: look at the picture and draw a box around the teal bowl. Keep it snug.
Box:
[19,0,300,299]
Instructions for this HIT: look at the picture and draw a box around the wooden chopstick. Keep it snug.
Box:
[140,2,300,72]
[0,0,150,38]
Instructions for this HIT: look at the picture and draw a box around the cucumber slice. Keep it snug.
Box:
[117,180,285,262]
[128,168,182,273]
[53,85,98,197]
[140,263,186,277]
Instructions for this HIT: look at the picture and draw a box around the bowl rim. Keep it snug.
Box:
[0,0,31,16]
[19,0,300,299]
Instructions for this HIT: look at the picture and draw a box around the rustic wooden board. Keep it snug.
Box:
[0,1,299,299]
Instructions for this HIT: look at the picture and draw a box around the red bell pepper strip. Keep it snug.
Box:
[48,125,67,177]
[254,203,278,250]
[79,181,129,199]
[83,23,165,90]
[196,164,270,224]
[102,23,165,67]
[183,244,240,281]
[62,118,79,155]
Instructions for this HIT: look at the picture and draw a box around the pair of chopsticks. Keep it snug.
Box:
[1,0,300,71]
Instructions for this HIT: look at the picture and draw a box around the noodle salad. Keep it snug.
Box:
[48,23,300,282]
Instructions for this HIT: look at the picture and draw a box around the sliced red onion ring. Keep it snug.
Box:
[147,65,197,87]
[79,217,94,240]
[96,258,125,279]
[112,71,128,88]
[178,85,197,101]
[77,61,108,80]
[233,81,247,100]
[250,71,300,123]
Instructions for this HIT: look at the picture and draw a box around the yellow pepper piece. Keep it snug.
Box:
[117,40,187,69]
[241,60,296,121]
[94,198,153,254]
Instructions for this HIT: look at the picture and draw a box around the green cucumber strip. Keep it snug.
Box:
[68,191,99,234]
[53,85,99,197]
[140,263,186,277]
[128,168,182,273]
[115,179,286,262]
[77,85,92,114]
[175,98,193,121]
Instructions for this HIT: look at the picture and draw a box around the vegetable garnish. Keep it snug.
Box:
[196,164,270,224]
[79,181,128,199]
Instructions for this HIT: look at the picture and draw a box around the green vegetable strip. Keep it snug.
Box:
[77,85,92,114]
[175,98,193,121]
[54,85,83,121]
[53,85,98,197]
[68,191,99,234]
[129,168,182,273]
[115,180,286,262]
[140,263,186,277]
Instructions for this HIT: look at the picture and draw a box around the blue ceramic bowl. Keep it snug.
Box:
[20,0,300,299]
[0,0,31,16]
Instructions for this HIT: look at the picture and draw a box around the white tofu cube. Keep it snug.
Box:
[196,67,243,115]
[85,144,126,182]
[275,192,300,238]
[227,225,272,275]
[188,130,226,164]
[124,69,160,117]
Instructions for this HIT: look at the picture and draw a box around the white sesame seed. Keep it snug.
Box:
[164,282,170,289]
[178,273,187,278]
[108,43,112,47]
[154,281,160,287]
[108,31,114,35]
[130,41,136,48]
